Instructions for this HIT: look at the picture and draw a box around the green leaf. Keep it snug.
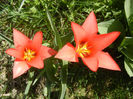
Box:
[121,46,133,61]
[124,0,133,36]
[124,58,133,77]
[98,19,124,34]
[124,0,133,20]
[119,37,133,47]
[128,15,133,36]
[119,37,133,61]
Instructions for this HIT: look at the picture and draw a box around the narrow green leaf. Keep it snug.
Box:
[124,58,133,77]
[24,71,34,95]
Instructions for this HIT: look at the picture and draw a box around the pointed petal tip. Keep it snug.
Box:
[71,22,75,26]
[117,67,121,71]
[71,22,79,27]
[112,31,121,36]
[13,28,19,33]
[35,31,43,35]
[98,51,121,71]
[90,11,94,15]
[82,11,98,38]
[13,28,16,31]
[113,65,121,71]
[13,75,17,79]
[5,49,8,54]
[89,66,98,72]
[5,49,11,56]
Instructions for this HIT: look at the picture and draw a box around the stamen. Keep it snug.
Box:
[23,49,36,61]
[76,42,91,58]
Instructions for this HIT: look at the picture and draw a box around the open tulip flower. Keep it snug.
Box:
[55,11,121,72]
[6,29,57,79]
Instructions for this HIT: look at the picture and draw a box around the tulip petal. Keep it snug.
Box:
[71,22,88,45]
[5,48,24,59]
[28,56,44,69]
[13,60,31,79]
[55,43,79,62]
[91,31,120,54]
[13,28,30,47]
[82,11,98,37]
[98,51,121,71]
[31,31,43,51]
[81,55,98,72]
[39,46,57,60]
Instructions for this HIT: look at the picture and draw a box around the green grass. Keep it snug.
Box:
[0,0,133,99]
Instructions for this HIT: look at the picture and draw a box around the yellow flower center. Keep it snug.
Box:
[76,42,91,58]
[23,49,36,61]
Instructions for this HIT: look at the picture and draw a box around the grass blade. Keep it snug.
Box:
[46,7,62,49]
[24,71,34,95]
[18,0,26,12]
[0,33,13,44]
[32,69,45,86]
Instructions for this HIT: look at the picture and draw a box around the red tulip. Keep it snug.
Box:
[55,11,121,72]
[6,29,57,79]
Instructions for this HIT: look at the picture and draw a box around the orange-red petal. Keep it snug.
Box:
[13,60,31,79]
[97,51,121,71]
[82,11,98,38]
[13,28,30,47]
[31,31,43,51]
[90,31,120,54]
[39,46,57,60]
[81,55,98,72]
[55,43,79,62]
[71,22,88,45]
[5,48,24,59]
[27,55,44,69]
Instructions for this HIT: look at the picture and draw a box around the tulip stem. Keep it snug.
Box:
[60,60,68,99]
